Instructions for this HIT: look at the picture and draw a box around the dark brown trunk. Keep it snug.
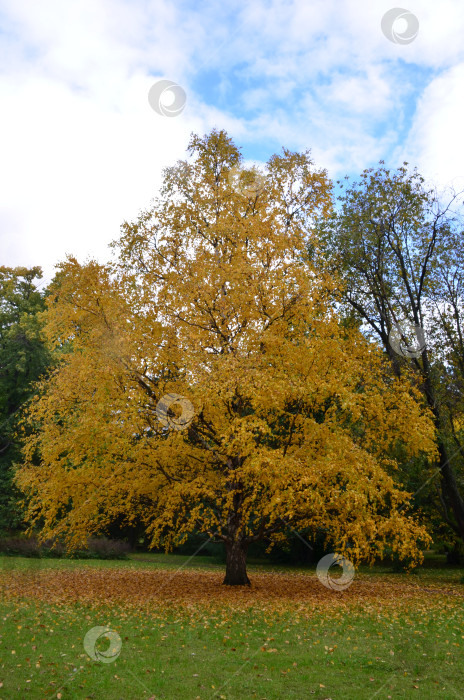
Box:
[387,342,464,540]
[222,540,250,586]
[421,356,464,541]
[437,440,464,539]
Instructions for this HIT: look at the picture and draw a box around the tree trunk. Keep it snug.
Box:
[422,364,464,542]
[223,540,250,586]
[445,540,464,565]
[438,441,464,540]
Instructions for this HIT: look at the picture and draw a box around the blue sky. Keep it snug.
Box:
[1,0,463,283]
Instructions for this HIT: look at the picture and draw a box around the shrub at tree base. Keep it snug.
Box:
[0,536,130,559]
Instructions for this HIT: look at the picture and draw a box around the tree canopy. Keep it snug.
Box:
[15,131,437,584]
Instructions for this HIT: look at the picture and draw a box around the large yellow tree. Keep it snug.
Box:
[16,130,437,584]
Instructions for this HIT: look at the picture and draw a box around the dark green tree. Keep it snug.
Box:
[0,266,51,532]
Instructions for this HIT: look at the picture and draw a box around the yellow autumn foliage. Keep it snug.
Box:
[15,130,437,581]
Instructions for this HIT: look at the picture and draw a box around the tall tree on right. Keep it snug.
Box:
[314,163,464,556]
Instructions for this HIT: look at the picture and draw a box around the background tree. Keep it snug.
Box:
[314,163,464,558]
[0,266,51,532]
[16,132,437,584]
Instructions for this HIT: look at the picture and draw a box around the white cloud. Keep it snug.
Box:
[0,0,214,281]
[0,71,196,280]
[400,63,464,188]
[1,0,464,284]
[319,67,392,116]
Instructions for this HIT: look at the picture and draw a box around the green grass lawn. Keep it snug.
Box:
[1,553,463,699]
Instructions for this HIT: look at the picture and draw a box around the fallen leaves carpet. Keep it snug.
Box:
[2,567,463,614]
